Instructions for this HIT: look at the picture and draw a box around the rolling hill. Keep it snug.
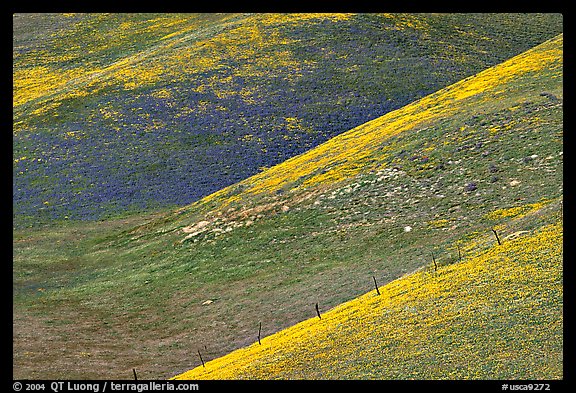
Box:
[173,208,562,379]
[13,30,562,380]
[13,13,562,228]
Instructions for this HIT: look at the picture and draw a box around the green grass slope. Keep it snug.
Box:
[13,35,563,379]
[173,206,562,379]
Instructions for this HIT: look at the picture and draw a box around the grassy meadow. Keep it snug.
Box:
[13,14,562,380]
[174,206,562,379]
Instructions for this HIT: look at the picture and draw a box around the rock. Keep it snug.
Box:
[510,179,521,187]
[448,205,461,213]
[404,226,412,232]
[539,92,559,101]
[282,205,290,212]
[489,164,499,173]
[183,230,204,240]
[202,300,214,306]
[182,220,210,233]
[465,182,477,192]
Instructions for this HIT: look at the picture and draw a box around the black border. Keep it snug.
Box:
[9,4,571,390]
[7,380,572,391]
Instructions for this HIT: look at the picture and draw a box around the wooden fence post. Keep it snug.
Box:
[258,322,262,345]
[198,349,205,368]
[372,276,381,295]
[492,229,502,245]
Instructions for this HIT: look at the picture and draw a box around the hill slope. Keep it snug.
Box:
[13,13,562,227]
[173,207,562,379]
[13,35,563,379]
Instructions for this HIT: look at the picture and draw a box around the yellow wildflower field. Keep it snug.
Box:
[483,200,552,221]
[196,33,562,210]
[173,214,562,379]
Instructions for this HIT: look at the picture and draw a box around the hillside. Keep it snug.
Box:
[173,207,562,379]
[13,13,562,228]
[13,34,563,380]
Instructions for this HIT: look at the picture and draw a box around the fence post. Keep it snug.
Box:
[258,322,262,345]
[315,303,321,319]
[492,229,501,245]
[372,276,381,295]
[198,349,205,368]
